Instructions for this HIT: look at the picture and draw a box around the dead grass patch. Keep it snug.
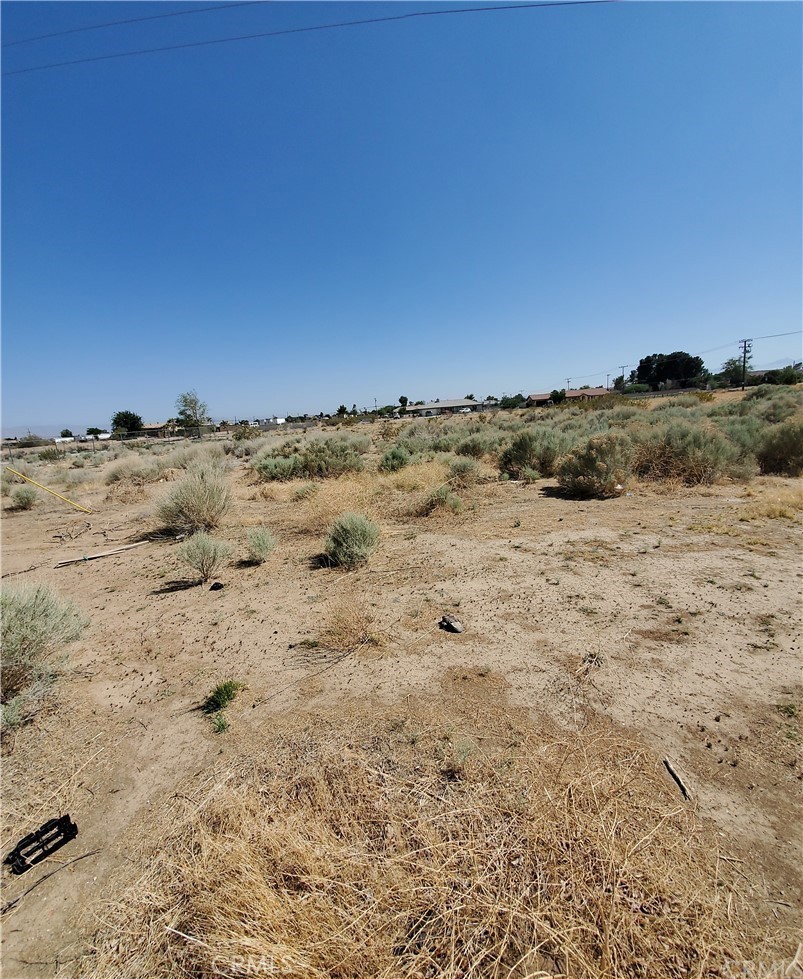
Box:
[739,487,803,522]
[319,600,386,655]
[76,708,763,979]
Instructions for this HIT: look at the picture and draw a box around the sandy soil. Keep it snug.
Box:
[1,435,801,977]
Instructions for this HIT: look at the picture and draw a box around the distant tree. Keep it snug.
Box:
[399,396,409,412]
[351,404,358,416]
[612,375,625,392]
[464,393,475,401]
[60,429,73,438]
[719,356,751,388]
[111,410,143,433]
[549,390,566,404]
[498,394,525,409]
[486,395,497,402]
[176,390,210,428]
[636,352,706,390]
[86,427,106,436]
[337,405,348,416]
[776,363,803,385]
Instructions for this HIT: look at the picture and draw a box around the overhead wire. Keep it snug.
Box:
[2,2,270,48]
[3,0,616,77]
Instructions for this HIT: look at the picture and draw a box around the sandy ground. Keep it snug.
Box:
[1,436,801,977]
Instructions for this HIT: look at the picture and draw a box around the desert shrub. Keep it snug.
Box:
[448,457,480,487]
[500,429,571,478]
[632,423,743,485]
[421,485,462,514]
[301,440,364,479]
[520,466,541,483]
[1,584,87,729]
[252,454,301,481]
[177,532,233,581]
[253,439,363,482]
[756,418,803,475]
[201,680,244,714]
[246,527,277,564]
[713,416,768,464]
[38,447,62,461]
[741,386,802,424]
[156,467,232,532]
[455,435,490,459]
[556,432,633,498]
[105,458,159,485]
[323,513,380,568]
[379,445,411,473]
[11,486,37,510]
[499,431,540,479]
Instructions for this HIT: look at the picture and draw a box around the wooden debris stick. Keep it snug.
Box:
[663,757,691,800]
[4,467,93,514]
[54,541,150,568]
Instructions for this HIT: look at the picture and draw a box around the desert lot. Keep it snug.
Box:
[1,403,801,978]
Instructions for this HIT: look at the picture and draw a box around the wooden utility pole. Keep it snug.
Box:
[739,338,752,391]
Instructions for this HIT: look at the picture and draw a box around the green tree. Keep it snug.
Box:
[636,352,707,390]
[111,411,143,433]
[86,427,106,437]
[719,356,750,387]
[60,429,73,438]
[176,390,210,428]
[499,393,525,409]
[549,389,566,404]
[399,396,409,412]
[336,405,348,416]
[464,393,475,401]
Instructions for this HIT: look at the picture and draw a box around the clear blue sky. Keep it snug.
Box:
[2,0,801,433]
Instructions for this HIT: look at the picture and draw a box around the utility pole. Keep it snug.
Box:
[565,378,571,392]
[606,373,610,391]
[739,338,752,391]
[620,366,628,391]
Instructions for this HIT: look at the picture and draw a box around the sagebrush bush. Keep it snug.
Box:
[756,418,803,476]
[177,532,233,581]
[500,428,571,478]
[379,445,411,473]
[499,431,541,479]
[421,485,463,515]
[253,439,363,482]
[1,583,87,729]
[156,466,232,532]
[631,423,743,485]
[449,457,480,488]
[323,513,380,568]
[246,527,277,564]
[455,435,491,459]
[11,486,37,510]
[556,432,633,498]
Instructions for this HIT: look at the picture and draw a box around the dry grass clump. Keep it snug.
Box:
[739,486,803,522]
[77,712,762,979]
[319,600,385,654]
[177,532,233,582]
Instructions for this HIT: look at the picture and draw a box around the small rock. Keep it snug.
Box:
[209,581,225,591]
[439,615,464,634]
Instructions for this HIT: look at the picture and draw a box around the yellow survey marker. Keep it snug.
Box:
[5,467,93,514]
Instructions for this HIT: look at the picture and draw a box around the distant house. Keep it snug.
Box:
[406,398,491,417]
[564,386,608,401]
[140,423,170,438]
[525,392,552,407]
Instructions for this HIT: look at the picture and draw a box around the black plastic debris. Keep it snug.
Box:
[439,615,464,634]
[209,581,225,591]
[4,815,78,875]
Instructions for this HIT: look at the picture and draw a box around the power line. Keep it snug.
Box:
[3,0,615,77]
[750,330,802,342]
[3,2,270,48]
